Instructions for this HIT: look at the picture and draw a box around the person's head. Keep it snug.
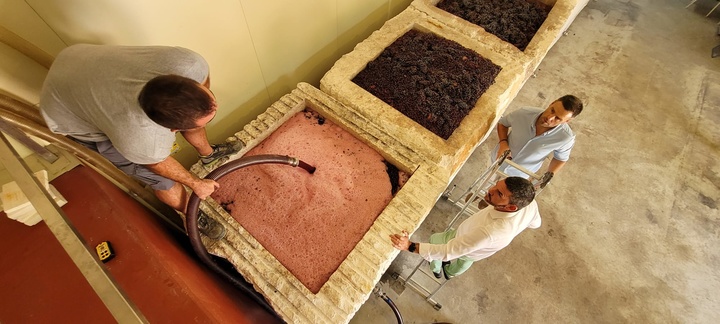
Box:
[537,95,583,128]
[483,177,535,212]
[138,74,217,131]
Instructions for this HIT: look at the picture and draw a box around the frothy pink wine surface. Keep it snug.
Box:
[212,109,404,293]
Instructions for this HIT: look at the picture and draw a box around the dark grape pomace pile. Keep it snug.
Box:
[353,29,501,140]
[437,0,551,51]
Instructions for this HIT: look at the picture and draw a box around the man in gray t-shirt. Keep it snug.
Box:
[41,44,235,213]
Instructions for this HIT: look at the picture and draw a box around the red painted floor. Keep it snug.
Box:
[0,165,280,323]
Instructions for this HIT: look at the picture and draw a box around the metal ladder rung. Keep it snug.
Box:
[394,260,449,310]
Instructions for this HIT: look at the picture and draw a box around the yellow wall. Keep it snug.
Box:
[0,0,413,166]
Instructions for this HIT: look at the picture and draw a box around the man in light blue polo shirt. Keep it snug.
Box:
[494,95,584,181]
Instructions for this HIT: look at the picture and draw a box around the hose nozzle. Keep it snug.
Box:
[298,160,316,174]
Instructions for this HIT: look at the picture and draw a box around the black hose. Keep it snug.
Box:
[186,154,315,320]
[380,294,403,324]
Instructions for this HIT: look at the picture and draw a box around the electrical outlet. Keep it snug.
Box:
[95,241,115,263]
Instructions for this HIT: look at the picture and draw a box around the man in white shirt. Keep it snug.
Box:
[390,177,539,279]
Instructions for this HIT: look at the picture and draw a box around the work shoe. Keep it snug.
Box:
[197,210,226,240]
[200,141,244,165]
[441,261,452,280]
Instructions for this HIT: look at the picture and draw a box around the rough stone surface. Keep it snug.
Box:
[352,29,502,140]
[211,109,402,294]
[437,0,551,51]
[321,8,524,181]
[411,0,589,80]
[192,84,447,324]
[189,0,587,321]
[352,1,720,323]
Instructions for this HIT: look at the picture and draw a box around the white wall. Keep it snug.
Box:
[0,0,412,166]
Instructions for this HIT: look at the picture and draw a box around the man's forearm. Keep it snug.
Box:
[496,124,511,159]
[497,123,510,141]
[548,158,566,174]
[145,156,200,188]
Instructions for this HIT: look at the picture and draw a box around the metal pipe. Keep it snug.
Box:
[0,92,47,126]
[0,109,183,231]
[0,116,58,163]
[185,154,316,319]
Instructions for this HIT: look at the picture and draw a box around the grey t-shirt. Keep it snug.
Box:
[40,44,209,164]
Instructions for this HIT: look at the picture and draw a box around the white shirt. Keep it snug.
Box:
[419,201,541,262]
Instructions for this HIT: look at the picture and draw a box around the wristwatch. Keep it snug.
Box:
[408,242,417,253]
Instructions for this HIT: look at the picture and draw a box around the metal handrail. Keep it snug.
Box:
[0,98,183,232]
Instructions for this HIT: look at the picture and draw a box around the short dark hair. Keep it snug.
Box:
[557,95,583,118]
[138,74,214,130]
[505,176,535,210]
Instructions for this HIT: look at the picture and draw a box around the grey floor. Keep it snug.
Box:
[350,0,720,323]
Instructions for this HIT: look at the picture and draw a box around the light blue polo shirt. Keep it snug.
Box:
[493,107,575,178]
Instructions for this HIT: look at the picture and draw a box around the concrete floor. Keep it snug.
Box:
[350,0,720,323]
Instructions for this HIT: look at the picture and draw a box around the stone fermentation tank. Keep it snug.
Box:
[191,84,447,323]
[190,1,589,323]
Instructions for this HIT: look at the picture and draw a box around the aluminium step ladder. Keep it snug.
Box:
[391,151,551,310]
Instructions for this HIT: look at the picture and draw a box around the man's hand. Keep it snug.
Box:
[191,178,220,199]
[497,143,511,161]
[538,171,553,189]
[389,230,411,250]
[496,123,511,161]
